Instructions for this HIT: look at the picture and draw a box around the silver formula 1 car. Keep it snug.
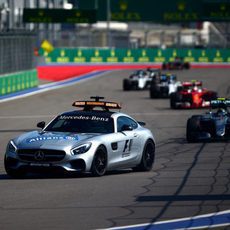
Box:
[4,96,155,178]
[186,98,230,142]
[123,69,160,91]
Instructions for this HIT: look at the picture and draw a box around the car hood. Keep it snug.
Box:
[13,131,100,149]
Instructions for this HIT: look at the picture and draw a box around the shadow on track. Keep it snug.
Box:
[0,169,133,180]
[137,194,230,202]
[136,143,207,230]
[0,129,34,133]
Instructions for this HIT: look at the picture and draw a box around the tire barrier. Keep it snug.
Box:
[0,69,38,96]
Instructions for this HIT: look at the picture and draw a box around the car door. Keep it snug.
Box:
[108,116,141,168]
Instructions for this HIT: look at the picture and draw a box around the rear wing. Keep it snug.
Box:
[182,80,202,87]
[211,98,230,109]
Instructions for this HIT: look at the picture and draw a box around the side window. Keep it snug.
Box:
[117,116,138,132]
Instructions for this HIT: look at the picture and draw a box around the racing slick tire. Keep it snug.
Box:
[162,63,167,70]
[133,140,155,172]
[150,84,160,98]
[123,79,132,91]
[170,92,181,109]
[4,156,26,178]
[202,91,218,102]
[186,116,201,143]
[183,62,190,69]
[91,146,107,177]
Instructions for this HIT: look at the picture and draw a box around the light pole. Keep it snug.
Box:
[106,0,110,48]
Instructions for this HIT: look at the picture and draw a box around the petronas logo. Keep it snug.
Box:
[188,50,192,56]
[120,1,128,11]
[202,50,206,56]
[177,2,186,11]
[127,50,131,57]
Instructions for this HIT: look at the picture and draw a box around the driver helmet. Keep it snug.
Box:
[217,108,227,116]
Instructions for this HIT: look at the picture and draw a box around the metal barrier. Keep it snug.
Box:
[37,29,230,49]
[0,31,37,75]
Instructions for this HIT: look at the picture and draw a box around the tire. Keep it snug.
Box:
[184,62,190,69]
[205,91,218,101]
[4,156,26,178]
[150,84,160,98]
[91,146,107,177]
[186,116,201,143]
[170,92,181,109]
[123,79,131,91]
[162,63,167,70]
[134,140,155,172]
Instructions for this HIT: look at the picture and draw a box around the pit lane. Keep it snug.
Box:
[0,68,229,230]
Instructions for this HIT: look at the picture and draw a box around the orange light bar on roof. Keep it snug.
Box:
[106,102,120,108]
[72,101,121,109]
[74,101,86,106]
[86,101,104,106]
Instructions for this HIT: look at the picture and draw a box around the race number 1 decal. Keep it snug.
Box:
[123,139,133,154]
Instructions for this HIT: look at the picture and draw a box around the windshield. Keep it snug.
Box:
[45,114,114,134]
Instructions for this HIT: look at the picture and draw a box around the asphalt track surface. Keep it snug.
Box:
[0,68,230,230]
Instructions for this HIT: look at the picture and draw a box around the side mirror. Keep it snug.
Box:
[37,121,45,129]
[121,124,133,132]
[138,121,146,126]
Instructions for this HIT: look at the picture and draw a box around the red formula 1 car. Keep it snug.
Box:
[162,57,190,70]
[170,80,218,109]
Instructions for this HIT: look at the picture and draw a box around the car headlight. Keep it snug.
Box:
[71,143,92,155]
[8,141,17,153]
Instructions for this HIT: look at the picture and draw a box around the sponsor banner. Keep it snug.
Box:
[40,48,230,64]
[0,70,38,96]
[27,135,78,143]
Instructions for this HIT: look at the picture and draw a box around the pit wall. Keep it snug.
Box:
[40,48,230,63]
[0,69,38,96]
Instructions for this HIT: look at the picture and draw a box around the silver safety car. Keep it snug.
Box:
[4,97,155,177]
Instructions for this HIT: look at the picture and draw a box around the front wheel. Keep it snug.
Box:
[134,140,155,172]
[170,92,181,109]
[186,116,201,143]
[91,146,107,177]
[123,79,131,91]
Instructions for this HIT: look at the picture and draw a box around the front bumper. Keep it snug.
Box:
[189,131,230,142]
[175,101,210,109]
[5,147,96,174]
